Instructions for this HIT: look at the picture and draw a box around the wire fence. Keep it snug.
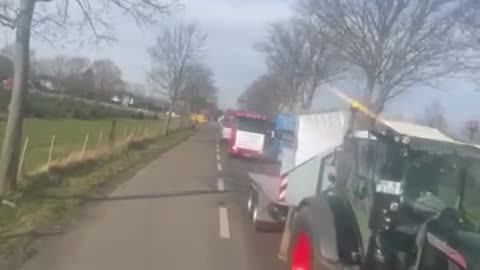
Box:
[0,117,190,180]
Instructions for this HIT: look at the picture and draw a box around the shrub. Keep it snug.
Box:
[0,89,157,120]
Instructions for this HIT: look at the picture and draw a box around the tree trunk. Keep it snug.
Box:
[364,74,376,107]
[163,102,174,136]
[0,0,35,193]
[302,82,317,111]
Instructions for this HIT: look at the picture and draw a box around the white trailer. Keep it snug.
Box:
[246,111,351,230]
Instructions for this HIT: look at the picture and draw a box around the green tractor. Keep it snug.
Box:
[289,107,480,270]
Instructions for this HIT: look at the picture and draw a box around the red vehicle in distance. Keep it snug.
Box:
[227,110,272,159]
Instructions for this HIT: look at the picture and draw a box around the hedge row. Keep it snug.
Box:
[0,89,157,120]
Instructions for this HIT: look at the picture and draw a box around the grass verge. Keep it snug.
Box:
[0,127,196,269]
[0,118,168,173]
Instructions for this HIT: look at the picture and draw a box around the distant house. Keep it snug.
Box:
[32,74,57,92]
[121,96,135,106]
[2,78,12,90]
[38,79,55,92]
[110,94,135,107]
[111,95,121,104]
[1,78,35,91]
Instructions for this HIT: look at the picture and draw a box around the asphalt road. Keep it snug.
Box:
[20,124,287,270]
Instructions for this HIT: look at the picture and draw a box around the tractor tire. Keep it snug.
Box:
[289,209,345,270]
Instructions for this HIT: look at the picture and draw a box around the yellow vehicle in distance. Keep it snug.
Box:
[191,113,208,124]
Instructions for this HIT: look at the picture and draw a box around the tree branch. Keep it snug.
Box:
[0,13,14,29]
[73,0,115,42]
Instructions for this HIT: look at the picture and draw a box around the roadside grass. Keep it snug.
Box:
[0,126,195,269]
[0,118,177,174]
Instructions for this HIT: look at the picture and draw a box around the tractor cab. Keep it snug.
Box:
[336,110,480,270]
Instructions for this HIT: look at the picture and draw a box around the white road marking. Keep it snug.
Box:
[219,207,230,239]
[217,163,222,171]
[216,153,220,161]
[217,178,225,191]
[216,147,220,153]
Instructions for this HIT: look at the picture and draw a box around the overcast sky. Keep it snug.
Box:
[26,0,295,109]
[5,0,480,130]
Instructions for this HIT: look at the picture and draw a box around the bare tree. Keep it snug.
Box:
[91,58,124,100]
[33,55,91,95]
[0,43,36,59]
[456,0,480,38]
[65,57,91,77]
[418,99,448,132]
[81,68,95,98]
[0,54,13,81]
[294,18,344,110]
[257,18,342,111]
[147,23,206,135]
[237,72,285,117]
[298,0,479,113]
[182,63,217,114]
[0,0,176,193]
[257,21,307,111]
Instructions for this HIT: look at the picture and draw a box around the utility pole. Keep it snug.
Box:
[0,0,36,193]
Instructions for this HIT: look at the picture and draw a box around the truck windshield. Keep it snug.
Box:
[236,117,271,134]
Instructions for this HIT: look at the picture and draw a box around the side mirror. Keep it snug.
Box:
[328,174,336,184]
[412,192,445,217]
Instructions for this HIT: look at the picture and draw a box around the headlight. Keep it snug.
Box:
[401,136,410,144]
[390,202,399,211]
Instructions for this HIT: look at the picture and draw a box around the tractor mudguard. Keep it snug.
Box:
[298,194,363,265]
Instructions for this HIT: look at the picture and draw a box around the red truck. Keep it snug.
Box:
[227,110,272,159]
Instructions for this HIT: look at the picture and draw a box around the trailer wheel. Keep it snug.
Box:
[252,200,261,229]
[247,187,256,216]
[250,193,269,231]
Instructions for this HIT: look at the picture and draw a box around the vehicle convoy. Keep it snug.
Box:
[218,109,235,140]
[225,110,273,159]
[246,102,480,270]
[247,110,350,228]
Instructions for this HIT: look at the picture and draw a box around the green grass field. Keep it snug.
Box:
[0,118,180,174]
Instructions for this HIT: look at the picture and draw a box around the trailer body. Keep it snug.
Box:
[246,111,350,228]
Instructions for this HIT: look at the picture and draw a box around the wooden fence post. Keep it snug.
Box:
[108,119,116,146]
[97,130,104,148]
[47,134,56,167]
[81,133,89,158]
[17,137,29,180]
